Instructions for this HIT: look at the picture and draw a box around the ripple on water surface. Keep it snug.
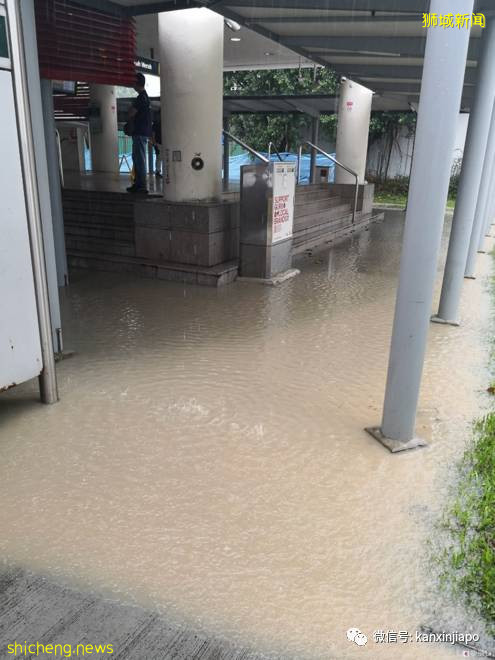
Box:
[0,212,492,659]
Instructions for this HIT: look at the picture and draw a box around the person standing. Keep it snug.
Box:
[127,72,152,194]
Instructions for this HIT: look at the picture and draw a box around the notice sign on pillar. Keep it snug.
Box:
[271,162,296,244]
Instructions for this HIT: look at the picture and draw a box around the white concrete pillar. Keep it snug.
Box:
[159,8,223,202]
[436,17,495,323]
[89,84,119,174]
[465,101,495,274]
[366,0,473,451]
[335,79,373,184]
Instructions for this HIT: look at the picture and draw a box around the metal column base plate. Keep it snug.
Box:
[430,314,460,327]
[237,268,300,286]
[365,427,428,453]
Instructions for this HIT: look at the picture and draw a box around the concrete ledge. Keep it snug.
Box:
[365,426,428,453]
[237,268,300,286]
[431,314,460,327]
[134,198,240,267]
[68,251,238,288]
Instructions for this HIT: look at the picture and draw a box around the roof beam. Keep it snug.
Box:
[123,0,201,16]
[330,63,478,84]
[221,0,429,12]
[286,36,481,59]
[250,15,422,24]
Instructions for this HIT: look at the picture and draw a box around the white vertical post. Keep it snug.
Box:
[465,101,495,273]
[7,0,58,403]
[40,78,69,288]
[89,84,119,174]
[366,0,473,451]
[479,159,495,250]
[159,8,223,202]
[435,17,495,324]
[19,0,64,352]
[335,78,372,184]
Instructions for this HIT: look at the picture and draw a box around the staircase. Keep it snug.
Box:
[63,190,136,258]
[293,183,376,253]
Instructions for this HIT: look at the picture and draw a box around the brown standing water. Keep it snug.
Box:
[1,212,492,659]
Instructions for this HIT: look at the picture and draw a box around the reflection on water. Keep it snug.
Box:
[0,212,492,659]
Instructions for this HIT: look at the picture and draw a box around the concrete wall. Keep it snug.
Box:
[367,112,469,180]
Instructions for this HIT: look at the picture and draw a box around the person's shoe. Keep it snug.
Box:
[127,185,148,194]
[155,171,163,178]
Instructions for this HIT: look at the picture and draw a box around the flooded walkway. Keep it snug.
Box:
[0,211,492,659]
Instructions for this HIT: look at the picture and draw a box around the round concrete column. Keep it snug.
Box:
[335,79,373,184]
[158,8,223,202]
[89,84,119,174]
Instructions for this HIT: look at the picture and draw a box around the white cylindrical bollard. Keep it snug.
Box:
[89,84,119,175]
[335,79,373,184]
[159,8,223,202]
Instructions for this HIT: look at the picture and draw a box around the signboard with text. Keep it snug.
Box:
[271,162,296,244]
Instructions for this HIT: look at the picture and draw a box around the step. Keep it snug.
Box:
[292,212,384,254]
[293,204,353,230]
[65,236,135,257]
[294,196,346,217]
[64,223,134,242]
[295,189,338,203]
[62,210,135,227]
[62,200,134,218]
[67,250,238,288]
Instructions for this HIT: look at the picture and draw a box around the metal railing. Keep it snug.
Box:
[267,142,284,162]
[55,129,64,188]
[299,141,360,224]
[223,130,269,163]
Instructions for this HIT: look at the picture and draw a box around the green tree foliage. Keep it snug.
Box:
[223,68,418,178]
[223,67,338,153]
[368,111,417,181]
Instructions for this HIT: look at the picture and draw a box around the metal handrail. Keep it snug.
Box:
[268,141,284,162]
[223,130,269,163]
[302,140,360,225]
[55,129,64,188]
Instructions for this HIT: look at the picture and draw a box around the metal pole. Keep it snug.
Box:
[309,115,319,184]
[465,102,495,275]
[223,115,230,189]
[297,144,303,184]
[40,78,69,287]
[147,139,154,175]
[7,0,58,404]
[479,157,495,249]
[435,17,495,324]
[366,0,473,451]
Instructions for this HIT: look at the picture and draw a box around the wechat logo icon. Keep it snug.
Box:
[347,628,368,646]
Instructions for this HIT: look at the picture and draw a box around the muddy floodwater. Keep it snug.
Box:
[1,211,493,659]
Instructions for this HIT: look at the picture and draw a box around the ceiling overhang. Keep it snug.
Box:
[70,0,492,111]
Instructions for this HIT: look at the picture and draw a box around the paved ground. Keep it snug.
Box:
[0,567,272,660]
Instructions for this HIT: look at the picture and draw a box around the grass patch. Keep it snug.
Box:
[371,176,456,208]
[439,415,495,633]
[373,191,457,209]
[436,255,495,636]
